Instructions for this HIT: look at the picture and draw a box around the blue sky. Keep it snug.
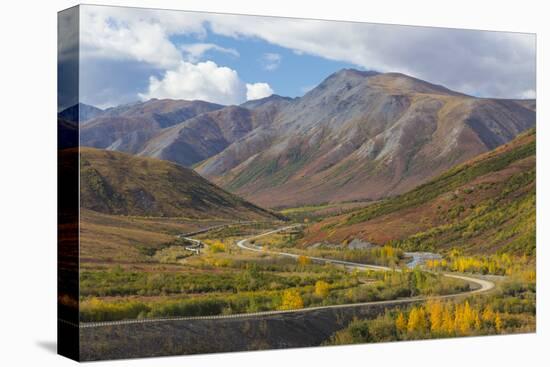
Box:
[78,21,358,109]
[170,32,357,98]
[63,5,536,110]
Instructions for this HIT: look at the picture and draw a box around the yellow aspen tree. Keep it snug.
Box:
[425,259,434,270]
[384,245,395,259]
[408,306,427,333]
[279,289,304,310]
[428,300,443,333]
[442,305,454,335]
[314,280,330,298]
[457,258,465,272]
[396,312,407,333]
[407,307,420,333]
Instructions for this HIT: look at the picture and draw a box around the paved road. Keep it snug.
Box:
[178,221,272,253]
[236,225,390,271]
[237,225,495,293]
[79,224,495,328]
[177,220,274,238]
[181,237,203,254]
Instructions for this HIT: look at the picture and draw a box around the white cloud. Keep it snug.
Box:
[260,53,282,71]
[207,15,536,99]
[79,7,273,105]
[79,7,205,69]
[80,5,536,100]
[181,43,239,62]
[139,60,245,105]
[138,60,273,105]
[246,83,274,101]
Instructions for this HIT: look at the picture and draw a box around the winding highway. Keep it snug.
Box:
[236,225,494,292]
[79,224,495,328]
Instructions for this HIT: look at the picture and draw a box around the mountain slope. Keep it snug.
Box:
[196,69,535,208]
[137,106,258,167]
[301,129,536,255]
[136,97,293,167]
[74,147,281,220]
[240,94,294,110]
[80,99,223,154]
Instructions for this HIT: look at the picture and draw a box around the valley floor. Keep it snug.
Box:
[74,220,535,360]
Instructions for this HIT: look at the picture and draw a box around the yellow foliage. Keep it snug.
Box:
[519,270,536,282]
[454,303,464,332]
[396,312,407,333]
[427,300,443,332]
[297,255,311,266]
[314,280,330,298]
[453,301,477,334]
[401,300,499,338]
[407,306,427,333]
[209,240,226,253]
[205,257,231,267]
[425,253,527,276]
[279,289,304,310]
[396,300,510,338]
[442,304,454,334]
[382,245,395,259]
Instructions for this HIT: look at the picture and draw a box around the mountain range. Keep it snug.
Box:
[69,68,536,208]
[79,99,224,155]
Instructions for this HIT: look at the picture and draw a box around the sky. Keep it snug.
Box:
[59,5,536,110]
